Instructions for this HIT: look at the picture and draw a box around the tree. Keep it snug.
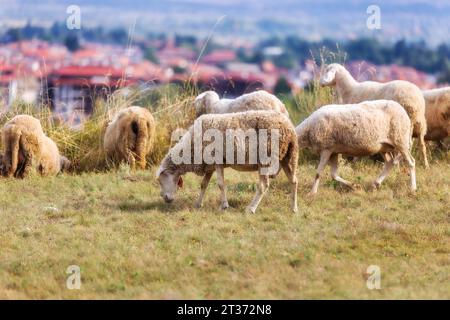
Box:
[64,34,80,52]
[272,52,296,69]
[5,28,22,42]
[108,28,128,45]
[274,77,291,96]
[144,47,159,64]
[437,59,450,84]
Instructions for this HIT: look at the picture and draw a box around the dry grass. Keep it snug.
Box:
[0,80,448,299]
[0,158,448,299]
[0,83,197,172]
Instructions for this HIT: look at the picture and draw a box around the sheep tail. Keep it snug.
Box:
[133,116,148,169]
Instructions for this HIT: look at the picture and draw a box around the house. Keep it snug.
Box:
[202,50,236,65]
[46,63,162,122]
[0,63,41,109]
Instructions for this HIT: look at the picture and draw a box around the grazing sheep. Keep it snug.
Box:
[103,106,156,169]
[194,90,290,119]
[156,110,298,213]
[320,63,429,168]
[422,88,450,143]
[295,100,416,194]
[1,115,70,178]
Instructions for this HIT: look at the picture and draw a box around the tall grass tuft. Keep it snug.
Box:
[0,83,198,172]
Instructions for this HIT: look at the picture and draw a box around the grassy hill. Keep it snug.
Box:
[0,157,448,299]
[0,84,448,299]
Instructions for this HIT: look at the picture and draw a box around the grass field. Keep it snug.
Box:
[0,156,448,299]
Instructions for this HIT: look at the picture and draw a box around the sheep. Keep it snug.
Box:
[320,63,429,168]
[295,100,417,194]
[422,88,450,143]
[1,115,71,178]
[194,90,290,119]
[156,110,298,213]
[103,106,156,170]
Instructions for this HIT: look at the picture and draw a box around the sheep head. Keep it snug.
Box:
[320,63,343,87]
[156,165,183,204]
[60,156,72,173]
[194,91,220,117]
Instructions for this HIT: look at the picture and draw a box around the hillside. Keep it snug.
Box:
[0,159,448,299]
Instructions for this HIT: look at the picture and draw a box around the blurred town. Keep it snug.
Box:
[0,28,448,126]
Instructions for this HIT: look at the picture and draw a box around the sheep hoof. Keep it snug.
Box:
[194,202,202,209]
[245,206,256,214]
[370,182,381,191]
[306,191,317,198]
[292,206,298,213]
[346,183,356,190]
[220,203,229,210]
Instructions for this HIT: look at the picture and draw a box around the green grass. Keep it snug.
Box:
[0,159,448,299]
[1,75,448,299]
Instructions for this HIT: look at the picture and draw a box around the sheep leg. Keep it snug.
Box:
[246,174,270,214]
[17,145,33,178]
[282,163,298,213]
[418,133,429,169]
[126,151,136,170]
[308,150,332,195]
[215,166,229,210]
[329,154,354,189]
[195,171,213,208]
[372,153,396,189]
[399,150,417,192]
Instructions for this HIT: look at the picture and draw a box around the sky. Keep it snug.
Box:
[1,0,450,45]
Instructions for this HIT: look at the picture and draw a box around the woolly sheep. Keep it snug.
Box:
[194,90,290,119]
[103,106,156,169]
[320,63,429,168]
[1,115,70,178]
[422,88,450,142]
[295,100,417,194]
[156,110,298,213]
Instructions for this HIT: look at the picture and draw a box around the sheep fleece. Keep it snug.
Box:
[161,110,298,175]
[104,106,155,169]
[196,90,290,118]
[296,100,412,156]
[423,87,450,141]
[1,115,63,177]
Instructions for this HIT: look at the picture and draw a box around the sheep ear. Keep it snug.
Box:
[177,176,183,188]
[195,91,210,101]
[156,166,164,178]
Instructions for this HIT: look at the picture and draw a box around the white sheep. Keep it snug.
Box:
[156,110,298,213]
[295,100,417,194]
[194,90,290,119]
[422,88,450,143]
[320,63,429,168]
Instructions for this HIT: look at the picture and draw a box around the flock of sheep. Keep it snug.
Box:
[0,63,449,213]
